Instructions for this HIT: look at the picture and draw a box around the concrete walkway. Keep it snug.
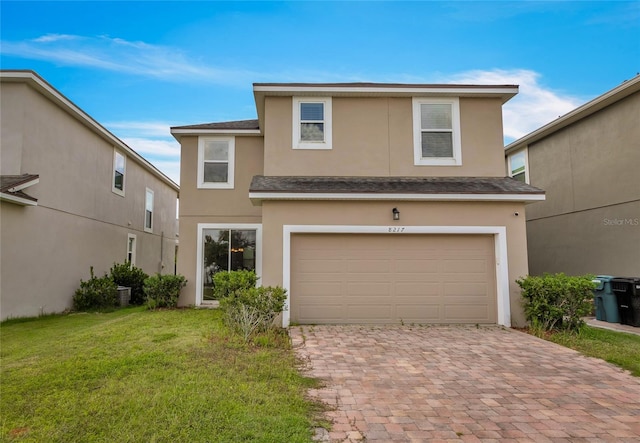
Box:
[291,325,640,442]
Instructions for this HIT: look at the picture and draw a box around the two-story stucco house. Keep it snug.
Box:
[505,75,639,278]
[0,70,179,320]
[172,82,544,328]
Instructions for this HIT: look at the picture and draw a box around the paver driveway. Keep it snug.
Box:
[291,325,640,442]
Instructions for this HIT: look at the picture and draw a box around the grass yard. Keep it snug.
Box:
[546,326,640,377]
[1,307,325,442]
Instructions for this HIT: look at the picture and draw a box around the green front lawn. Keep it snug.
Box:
[1,307,324,442]
[546,326,640,377]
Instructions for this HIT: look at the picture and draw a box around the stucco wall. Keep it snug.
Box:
[526,91,640,276]
[263,96,506,177]
[0,78,178,320]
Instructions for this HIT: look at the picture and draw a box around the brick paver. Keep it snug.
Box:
[291,325,640,442]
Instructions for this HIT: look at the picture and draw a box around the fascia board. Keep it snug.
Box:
[249,192,546,204]
[0,192,38,206]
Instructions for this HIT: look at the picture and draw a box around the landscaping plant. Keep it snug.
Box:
[516,273,596,334]
[72,266,118,311]
[144,274,187,309]
[215,270,287,343]
[109,262,149,305]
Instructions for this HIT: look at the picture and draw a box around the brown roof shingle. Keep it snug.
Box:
[171,119,259,131]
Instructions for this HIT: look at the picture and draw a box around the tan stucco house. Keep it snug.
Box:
[505,75,639,278]
[172,82,544,328]
[0,70,179,320]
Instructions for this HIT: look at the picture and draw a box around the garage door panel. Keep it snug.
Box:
[396,305,441,321]
[347,259,391,273]
[291,234,496,324]
[347,304,393,321]
[346,282,390,296]
[394,259,440,273]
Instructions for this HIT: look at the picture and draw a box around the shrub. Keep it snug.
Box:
[109,262,149,305]
[212,270,258,300]
[219,285,288,343]
[73,267,118,311]
[516,273,596,334]
[144,274,187,310]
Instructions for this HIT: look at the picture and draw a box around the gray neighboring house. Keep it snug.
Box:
[505,75,640,277]
[0,70,180,320]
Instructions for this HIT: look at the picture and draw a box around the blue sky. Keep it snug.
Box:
[1,1,639,184]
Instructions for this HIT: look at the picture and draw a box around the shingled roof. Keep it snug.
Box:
[250,175,544,195]
[171,119,260,131]
[1,174,39,205]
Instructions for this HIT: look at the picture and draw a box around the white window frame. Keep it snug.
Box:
[112,149,126,196]
[144,188,154,233]
[292,97,332,150]
[412,97,462,166]
[508,148,530,184]
[197,136,235,189]
[127,233,137,265]
[195,223,263,306]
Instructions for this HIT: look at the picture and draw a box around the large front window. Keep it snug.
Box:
[413,97,461,166]
[201,228,257,301]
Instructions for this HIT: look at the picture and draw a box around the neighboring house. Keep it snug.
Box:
[0,70,180,321]
[172,82,544,328]
[505,75,640,278]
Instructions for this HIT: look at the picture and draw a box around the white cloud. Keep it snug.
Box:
[146,159,181,186]
[121,137,180,158]
[448,69,583,142]
[106,121,175,139]
[0,34,256,84]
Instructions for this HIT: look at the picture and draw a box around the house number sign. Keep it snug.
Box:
[388,227,406,233]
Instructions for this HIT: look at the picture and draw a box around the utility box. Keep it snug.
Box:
[611,277,640,327]
[593,276,619,323]
[117,286,132,307]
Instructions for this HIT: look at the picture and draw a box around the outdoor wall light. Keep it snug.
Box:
[392,207,400,221]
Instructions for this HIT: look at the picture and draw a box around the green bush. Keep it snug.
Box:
[220,285,288,343]
[212,270,258,300]
[144,274,187,310]
[516,273,596,334]
[73,267,118,311]
[109,262,149,305]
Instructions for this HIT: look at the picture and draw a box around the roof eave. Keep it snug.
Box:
[170,128,262,142]
[0,192,38,206]
[249,191,545,206]
[506,75,640,154]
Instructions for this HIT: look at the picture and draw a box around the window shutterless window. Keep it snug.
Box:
[413,98,462,166]
[197,137,235,189]
[144,188,154,232]
[292,97,332,149]
[112,149,126,195]
[508,149,529,183]
[127,233,137,265]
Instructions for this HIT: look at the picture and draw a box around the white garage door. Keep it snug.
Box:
[290,234,497,324]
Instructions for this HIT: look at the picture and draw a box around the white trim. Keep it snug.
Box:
[0,192,38,206]
[195,223,263,306]
[282,224,511,328]
[197,136,235,189]
[127,233,137,266]
[112,149,126,196]
[292,97,332,150]
[249,192,545,203]
[144,188,154,233]
[507,148,530,184]
[171,128,261,136]
[413,97,462,166]
[7,177,39,192]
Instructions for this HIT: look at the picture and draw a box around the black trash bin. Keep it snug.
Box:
[611,277,640,327]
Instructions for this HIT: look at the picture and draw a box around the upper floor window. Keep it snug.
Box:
[508,149,529,183]
[198,137,235,189]
[144,188,154,232]
[292,97,332,150]
[112,149,126,196]
[413,98,461,166]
